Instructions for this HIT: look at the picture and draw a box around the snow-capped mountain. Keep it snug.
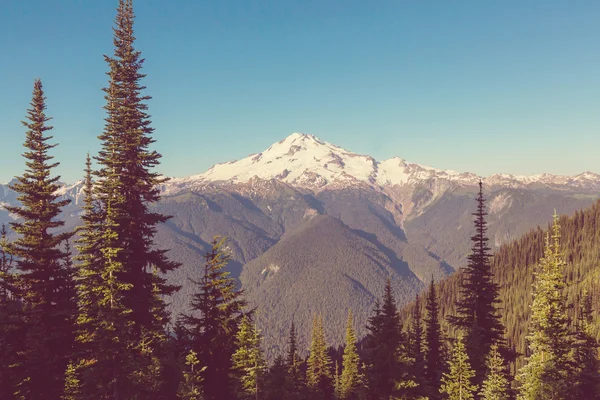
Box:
[163,133,600,194]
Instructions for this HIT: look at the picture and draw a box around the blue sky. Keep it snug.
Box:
[1,0,599,183]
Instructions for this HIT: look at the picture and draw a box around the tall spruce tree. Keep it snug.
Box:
[479,344,510,400]
[94,0,179,336]
[6,79,75,399]
[364,280,415,399]
[181,236,247,400]
[339,309,364,399]
[232,315,267,400]
[449,181,504,385]
[440,335,477,400]
[424,276,445,399]
[306,314,333,399]
[516,212,574,400]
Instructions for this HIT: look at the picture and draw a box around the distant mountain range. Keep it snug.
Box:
[1,132,599,358]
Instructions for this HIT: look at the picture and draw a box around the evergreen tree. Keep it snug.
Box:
[286,321,305,399]
[339,309,364,399]
[409,293,426,397]
[440,335,477,400]
[424,276,445,399]
[479,344,510,400]
[232,315,267,399]
[94,0,179,336]
[364,280,415,399]
[177,350,206,400]
[306,314,333,399]
[516,212,574,400]
[181,236,247,400]
[449,181,504,385]
[334,362,342,399]
[264,355,289,400]
[572,290,600,399]
[62,361,82,400]
[6,79,75,400]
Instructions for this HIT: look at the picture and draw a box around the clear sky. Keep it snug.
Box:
[1,0,599,183]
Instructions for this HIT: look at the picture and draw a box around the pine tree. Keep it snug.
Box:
[232,315,267,400]
[449,181,504,385]
[94,0,179,336]
[479,344,510,400]
[364,280,415,399]
[6,79,75,400]
[181,236,247,400]
[516,211,574,400]
[572,290,600,399]
[424,276,445,399]
[177,350,206,400]
[440,335,477,400]
[306,314,333,399]
[339,309,364,399]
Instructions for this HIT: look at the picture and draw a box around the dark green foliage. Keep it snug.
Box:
[180,236,247,400]
[449,181,504,385]
[409,293,426,397]
[363,280,416,399]
[6,79,75,399]
[424,276,445,399]
[264,355,289,400]
[572,291,600,399]
[0,224,20,400]
[93,0,179,336]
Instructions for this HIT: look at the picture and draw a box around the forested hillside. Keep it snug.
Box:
[401,198,600,368]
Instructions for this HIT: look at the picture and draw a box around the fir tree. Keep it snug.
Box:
[232,315,267,399]
[440,335,477,400]
[177,350,206,400]
[181,236,247,400]
[424,276,445,399]
[339,309,364,399]
[94,0,179,336]
[6,79,75,400]
[516,211,574,400]
[334,362,342,399]
[306,314,333,399]
[479,344,510,400]
[449,181,504,385]
[364,280,415,399]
